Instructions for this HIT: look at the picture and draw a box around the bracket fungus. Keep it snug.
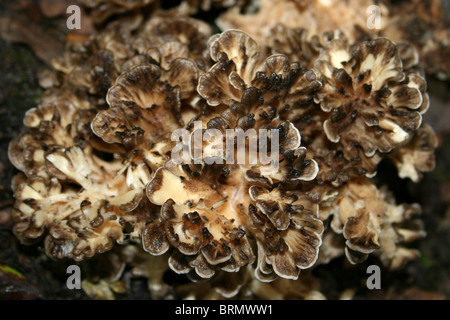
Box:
[6,0,441,299]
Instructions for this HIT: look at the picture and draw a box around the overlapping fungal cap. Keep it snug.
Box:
[48,18,143,109]
[137,16,213,73]
[171,265,326,299]
[312,32,429,177]
[198,30,321,118]
[381,0,450,80]
[8,13,216,262]
[216,0,384,45]
[49,14,211,111]
[85,16,210,190]
[90,58,199,193]
[92,61,197,146]
[247,191,324,281]
[265,30,433,187]
[80,0,156,25]
[53,47,119,98]
[145,164,256,277]
[140,30,325,281]
[323,178,426,268]
[375,187,427,270]
[389,124,437,183]
[144,145,324,280]
[10,143,145,260]
[179,0,237,14]
[6,1,439,299]
[8,102,96,179]
[8,78,154,261]
[312,145,382,187]
[264,24,322,68]
[215,0,449,80]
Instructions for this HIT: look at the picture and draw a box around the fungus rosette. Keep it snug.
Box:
[312,32,429,177]
[8,101,145,260]
[264,24,322,69]
[136,16,214,74]
[92,60,197,148]
[90,58,201,241]
[388,124,437,183]
[381,0,450,80]
[322,178,426,269]
[262,27,436,186]
[6,3,439,298]
[7,15,209,261]
[140,30,326,281]
[216,0,382,46]
[47,15,212,111]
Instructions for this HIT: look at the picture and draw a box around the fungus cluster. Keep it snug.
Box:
[7,0,441,299]
[217,0,450,80]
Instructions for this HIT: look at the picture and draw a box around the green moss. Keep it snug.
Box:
[0,264,24,278]
[419,253,436,268]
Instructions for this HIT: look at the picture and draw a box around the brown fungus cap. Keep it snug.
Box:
[11,144,145,260]
[389,124,437,183]
[140,30,325,281]
[269,30,433,187]
[216,0,384,46]
[80,0,157,25]
[92,61,198,146]
[312,33,429,176]
[8,101,95,180]
[48,14,210,113]
[381,0,450,80]
[198,30,321,126]
[142,16,212,57]
[90,56,200,195]
[264,24,322,69]
[323,178,426,268]
[8,85,153,260]
[145,165,256,277]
